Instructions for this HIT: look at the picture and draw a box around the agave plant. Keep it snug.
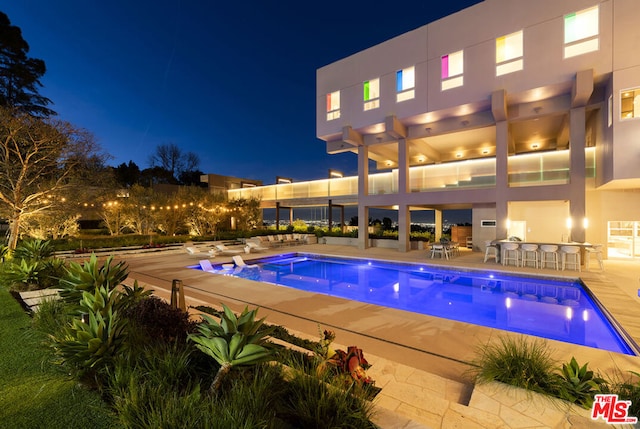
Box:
[59,254,128,304]
[188,304,275,393]
[555,357,605,408]
[13,239,55,261]
[1,258,43,290]
[51,284,126,379]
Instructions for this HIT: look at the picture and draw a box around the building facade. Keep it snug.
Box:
[312,0,640,258]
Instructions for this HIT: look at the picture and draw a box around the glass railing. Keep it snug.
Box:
[410,158,496,191]
[227,148,596,201]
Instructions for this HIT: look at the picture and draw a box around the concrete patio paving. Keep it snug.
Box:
[108,243,640,428]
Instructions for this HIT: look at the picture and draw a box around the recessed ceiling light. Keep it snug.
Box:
[481,149,490,155]
[455,152,463,158]
[531,143,540,149]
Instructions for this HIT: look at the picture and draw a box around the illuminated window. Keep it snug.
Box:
[496,31,523,76]
[621,88,640,120]
[396,66,415,102]
[326,90,340,121]
[363,78,380,111]
[441,50,463,90]
[564,6,599,58]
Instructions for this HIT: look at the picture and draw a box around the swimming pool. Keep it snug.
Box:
[195,253,637,355]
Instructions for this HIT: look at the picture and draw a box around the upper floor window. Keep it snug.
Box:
[496,30,523,76]
[363,78,380,111]
[564,6,599,58]
[326,90,340,121]
[396,66,415,102]
[621,88,640,120]
[441,50,463,90]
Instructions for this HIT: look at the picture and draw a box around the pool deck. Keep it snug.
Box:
[112,243,640,428]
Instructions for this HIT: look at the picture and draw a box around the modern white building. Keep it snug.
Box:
[311,0,640,258]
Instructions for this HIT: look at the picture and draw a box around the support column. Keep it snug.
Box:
[275,202,280,230]
[434,209,443,242]
[569,106,587,242]
[358,145,369,250]
[328,200,333,231]
[397,138,411,252]
[495,120,509,239]
[289,207,293,226]
[398,204,411,252]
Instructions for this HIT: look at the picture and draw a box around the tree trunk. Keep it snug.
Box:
[209,363,232,394]
[8,213,20,250]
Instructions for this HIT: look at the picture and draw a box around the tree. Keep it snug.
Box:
[0,12,54,116]
[148,143,199,183]
[113,160,141,187]
[0,107,103,248]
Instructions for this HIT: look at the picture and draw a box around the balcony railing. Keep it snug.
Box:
[227,148,595,201]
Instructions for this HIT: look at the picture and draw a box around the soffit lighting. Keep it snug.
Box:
[481,149,490,155]
[455,152,463,158]
[531,143,540,150]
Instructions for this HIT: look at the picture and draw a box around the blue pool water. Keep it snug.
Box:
[194,253,636,355]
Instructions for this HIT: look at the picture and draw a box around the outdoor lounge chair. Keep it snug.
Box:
[185,246,216,258]
[199,259,215,272]
[245,241,269,253]
[232,255,259,268]
[214,244,243,255]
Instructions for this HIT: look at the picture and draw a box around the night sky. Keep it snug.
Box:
[4,0,481,188]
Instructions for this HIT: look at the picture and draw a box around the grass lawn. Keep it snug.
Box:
[0,287,121,429]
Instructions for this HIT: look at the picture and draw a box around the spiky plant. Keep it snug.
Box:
[59,254,128,304]
[555,357,605,408]
[51,285,126,384]
[12,238,55,261]
[188,304,275,393]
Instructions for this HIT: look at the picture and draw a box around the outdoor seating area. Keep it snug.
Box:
[484,240,603,272]
[429,240,460,260]
[255,233,310,248]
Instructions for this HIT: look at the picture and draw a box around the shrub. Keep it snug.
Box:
[472,335,560,394]
[122,296,196,346]
[602,370,640,418]
[188,304,275,392]
[13,238,55,261]
[50,285,126,385]
[31,297,72,337]
[59,254,128,304]
[555,357,605,409]
[281,361,377,429]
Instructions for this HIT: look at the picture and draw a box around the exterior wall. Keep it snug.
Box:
[309,0,640,254]
[317,0,617,140]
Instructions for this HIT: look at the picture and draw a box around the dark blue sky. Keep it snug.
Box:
[4,1,481,185]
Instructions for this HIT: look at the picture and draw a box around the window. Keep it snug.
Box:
[396,66,415,102]
[363,78,380,111]
[326,90,340,121]
[564,6,599,58]
[496,31,523,76]
[441,50,463,90]
[621,88,640,120]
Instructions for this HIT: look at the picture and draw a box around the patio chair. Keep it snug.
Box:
[232,255,259,268]
[214,244,243,255]
[246,241,269,253]
[199,259,215,272]
[185,246,216,258]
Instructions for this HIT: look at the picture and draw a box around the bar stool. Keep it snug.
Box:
[483,240,499,263]
[585,244,604,270]
[502,242,520,267]
[520,243,539,268]
[539,244,559,270]
[560,245,581,271]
